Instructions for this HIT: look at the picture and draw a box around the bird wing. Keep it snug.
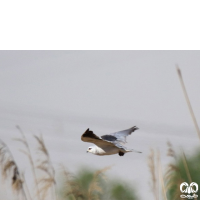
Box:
[108,126,139,144]
[81,128,126,150]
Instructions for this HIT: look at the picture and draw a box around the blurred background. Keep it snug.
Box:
[0,51,200,199]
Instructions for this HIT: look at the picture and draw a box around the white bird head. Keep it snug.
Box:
[86,146,96,154]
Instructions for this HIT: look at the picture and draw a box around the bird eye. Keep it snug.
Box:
[89,148,92,150]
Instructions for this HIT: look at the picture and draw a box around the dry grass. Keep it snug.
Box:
[0,130,57,200]
[148,144,175,200]
[59,165,77,200]
[15,125,41,200]
[0,139,27,200]
[164,142,182,200]
[157,150,168,200]
[60,165,110,200]
[148,149,159,200]
[148,140,200,200]
[147,141,199,200]
[87,166,111,200]
[34,135,57,200]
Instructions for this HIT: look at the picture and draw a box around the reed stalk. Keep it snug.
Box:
[176,66,200,141]
[16,125,41,200]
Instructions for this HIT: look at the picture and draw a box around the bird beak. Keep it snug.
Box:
[86,151,88,153]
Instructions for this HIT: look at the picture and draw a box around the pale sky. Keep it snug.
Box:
[0,51,200,199]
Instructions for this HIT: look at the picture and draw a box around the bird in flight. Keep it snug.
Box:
[81,126,141,156]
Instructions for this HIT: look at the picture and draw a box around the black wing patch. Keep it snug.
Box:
[101,135,117,141]
[81,129,117,147]
[81,128,101,142]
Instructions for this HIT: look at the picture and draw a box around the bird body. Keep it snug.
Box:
[81,126,141,156]
[87,145,126,156]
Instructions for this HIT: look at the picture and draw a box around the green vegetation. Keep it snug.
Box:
[165,147,200,200]
[58,167,138,200]
[148,142,200,200]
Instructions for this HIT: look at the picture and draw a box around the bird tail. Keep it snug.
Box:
[130,149,142,153]
[124,147,142,153]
